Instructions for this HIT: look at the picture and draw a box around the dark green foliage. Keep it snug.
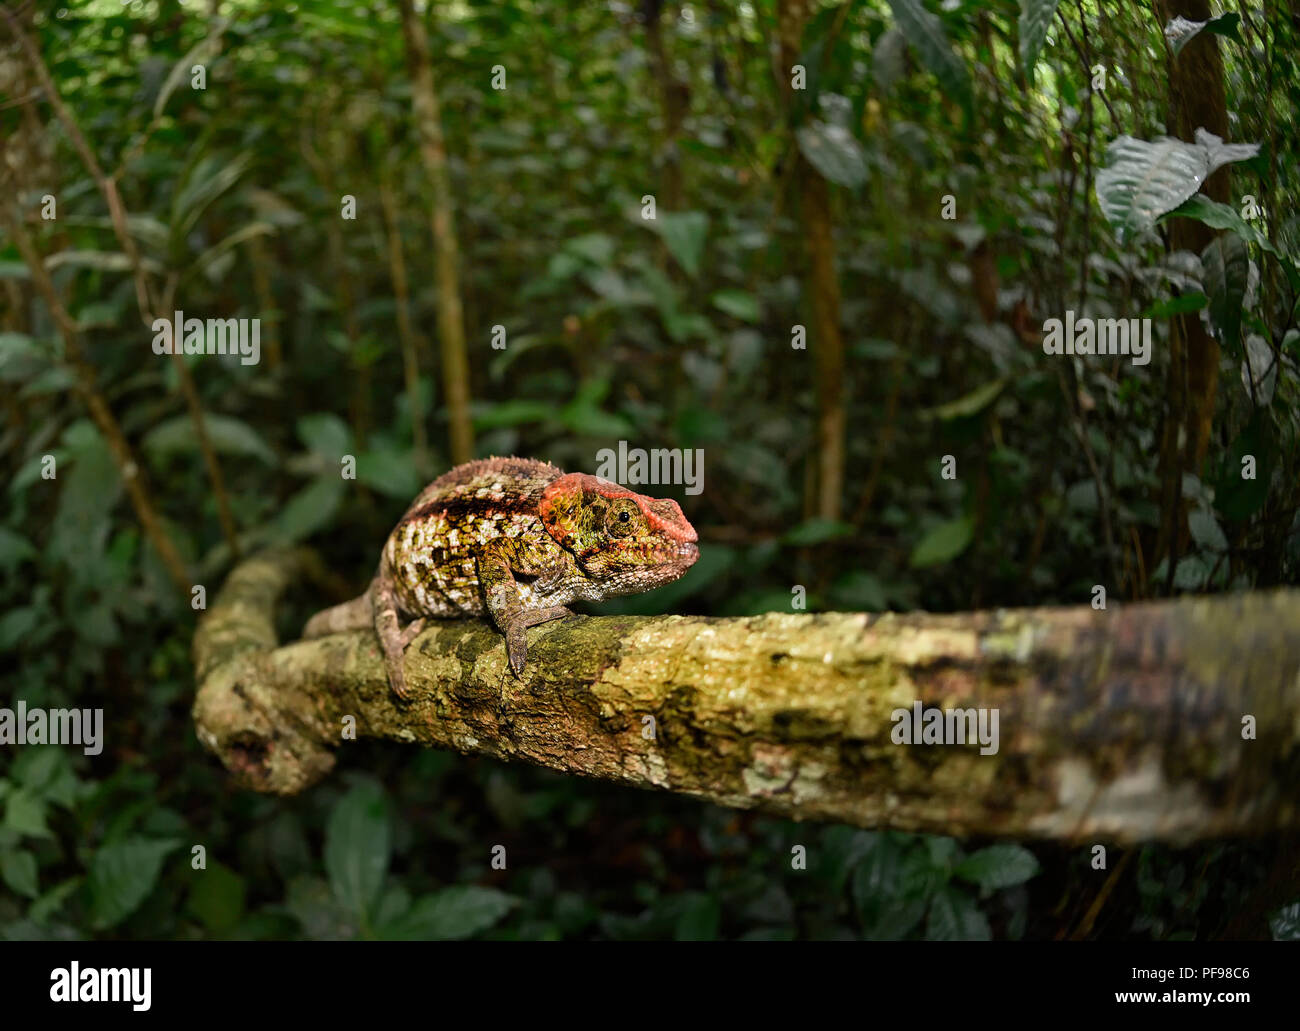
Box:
[1,0,1298,940]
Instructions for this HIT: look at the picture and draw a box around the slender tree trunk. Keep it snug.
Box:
[777,0,846,522]
[326,211,367,446]
[378,172,428,466]
[642,0,690,211]
[1161,0,1231,471]
[246,235,282,371]
[1154,0,1232,576]
[398,0,474,465]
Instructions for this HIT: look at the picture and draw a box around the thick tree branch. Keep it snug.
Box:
[194,551,1300,844]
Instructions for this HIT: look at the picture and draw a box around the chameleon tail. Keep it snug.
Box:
[302,578,377,638]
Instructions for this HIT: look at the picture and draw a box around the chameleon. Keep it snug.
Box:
[302,456,699,698]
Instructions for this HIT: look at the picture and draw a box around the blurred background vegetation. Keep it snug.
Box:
[1,0,1299,940]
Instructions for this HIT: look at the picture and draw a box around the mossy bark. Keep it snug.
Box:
[194,551,1300,844]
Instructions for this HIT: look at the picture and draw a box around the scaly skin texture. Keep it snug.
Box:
[303,457,699,698]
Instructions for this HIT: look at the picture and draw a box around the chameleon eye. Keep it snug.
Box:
[606,500,639,537]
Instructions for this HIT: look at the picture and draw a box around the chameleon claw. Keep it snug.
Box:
[387,660,412,701]
[506,629,529,676]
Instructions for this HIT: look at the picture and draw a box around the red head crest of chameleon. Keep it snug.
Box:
[539,473,699,594]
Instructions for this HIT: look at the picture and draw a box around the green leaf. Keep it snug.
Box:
[59,213,169,251]
[143,413,276,465]
[171,152,254,243]
[815,828,880,893]
[1173,554,1211,590]
[1195,129,1260,177]
[153,29,223,117]
[356,449,422,500]
[781,518,855,546]
[1193,186,1269,244]
[796,120,868,188]
[0,332,44,384]
[649,211,709,278]
[865,897,927,939]
[1214,415,1272,522]
[88,837,181,929]
[1164,13,1241,58]
[920,377,1007,421]
[273,476,345,543]
[73,300,124,329]
[1160,196,1295,289]
[1270,902,1300,941]
[1188,507,1229,553]
[926,887,992,940]
[926,836,960,868]
[546,251,583,283]
[473,399,555,430]
[285,875,357,940]
[19,367,76,398]
[0,527,37,572]
[42,248,113,274]
[1,849,38,898]
[1096,136,1208,241]
[381,886,514,940]
[202,414,276,463]
[189,221,275,284]
[852,834,908,913]
[45,250,161,274]
[558,398,635,438]
[1240,335,1277,406]
[873,27,908,90]
[954,844,1041,891]
[0,607,40,653]
[324,781,390,919]
[1201,232,1248,354]
[1096,132,1258,242]
[710,289,761,323]
[910,516,974,568]
[1141,293,1208,318]
[372,885,412,931]
[854,338,903,360]
[1019,0,1063,83]
[831,571,888,611]
[885,0,972,107]
[13,745,65,795]
[297,413,352,458]
[51,434,121,566]
[30,877,82,925]
[1066,480,1098,512]
[186,861,246,934]
[565,232,615,265]
[674,893,721,941]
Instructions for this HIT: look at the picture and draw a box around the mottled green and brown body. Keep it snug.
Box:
[303,457,699,697]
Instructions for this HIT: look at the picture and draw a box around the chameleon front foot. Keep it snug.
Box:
[504,606,572,675]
